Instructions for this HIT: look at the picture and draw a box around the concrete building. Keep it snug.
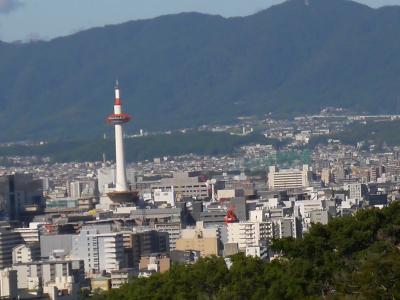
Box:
[13,257,84,298]
[154,222,181,251]
[321,168,332,186]
[0,174,43,220]
[40,234,75,258]
[169,250,200,264]
[200,209,226,226]
[69,181,81,199]
[310,210,330,225]
[151,172,208,200]
[91,276,111,292]
[111,269,135,289]
[129,208,182,223]
[0,268,17,299]
[153,188,175,207]
[0,227,22,269]
[245,245,268,259]
[295,200,323,217]
[228,197,248,221]
[69,180,98,199]
[227,221,272,250]
[46,198,77,210]
[14,226,40,243]
[139,255,170,274]
[175,222,220,257]
[268,165,309,190]
[97,167,115,195]
[72,229,124,274]
[217,189,245,201]
[346,183,363,202]
[98,166,133,194]
[223,243,240,257]
[12,243,40,264]
[130,230,169,267]
[271,217,298,239]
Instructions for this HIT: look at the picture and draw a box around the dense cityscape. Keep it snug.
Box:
[0,85,397,299]
[2,0,400,299]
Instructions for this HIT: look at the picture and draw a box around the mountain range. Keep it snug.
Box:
[1,0,400,141]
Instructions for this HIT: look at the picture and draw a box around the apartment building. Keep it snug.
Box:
[268,165,310,190]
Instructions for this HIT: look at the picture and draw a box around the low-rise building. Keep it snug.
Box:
[13,256,84,299]
[110,269,135,289]
[175,222,220,257]
[139,255,170,274]
[12,243,40,264]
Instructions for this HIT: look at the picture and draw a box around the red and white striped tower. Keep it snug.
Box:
[107,81,131,193]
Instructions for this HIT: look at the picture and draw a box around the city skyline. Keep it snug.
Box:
[0,0,398,298]
[0,0,400,42]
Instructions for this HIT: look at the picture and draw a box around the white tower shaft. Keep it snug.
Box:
[114,88,129,192]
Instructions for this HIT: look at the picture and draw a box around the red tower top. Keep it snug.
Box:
[115,80,121,106]
[107,81,132,125]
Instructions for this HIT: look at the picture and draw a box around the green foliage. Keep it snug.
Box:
[90,202,400,300]
[2,0,400,141]
[309,121,400,148]
[0,132,277,162]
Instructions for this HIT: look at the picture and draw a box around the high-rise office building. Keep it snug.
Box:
[130,230,169,267]
[0,227,22,269]
[268,165,310,190]
[0,174,43,221]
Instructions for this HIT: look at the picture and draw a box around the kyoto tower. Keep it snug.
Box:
[106,82,134,203]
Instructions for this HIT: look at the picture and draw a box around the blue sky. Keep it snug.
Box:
[0,0,399,42]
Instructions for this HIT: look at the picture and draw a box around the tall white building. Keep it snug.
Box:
[97,167,116,195]
[227,221,273,250]
[346,183,362,202]
[69,180,98,199]
[72,229,124,274]
[70,181,81,199]
[268,165,310,190]
[0,268,17,298]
